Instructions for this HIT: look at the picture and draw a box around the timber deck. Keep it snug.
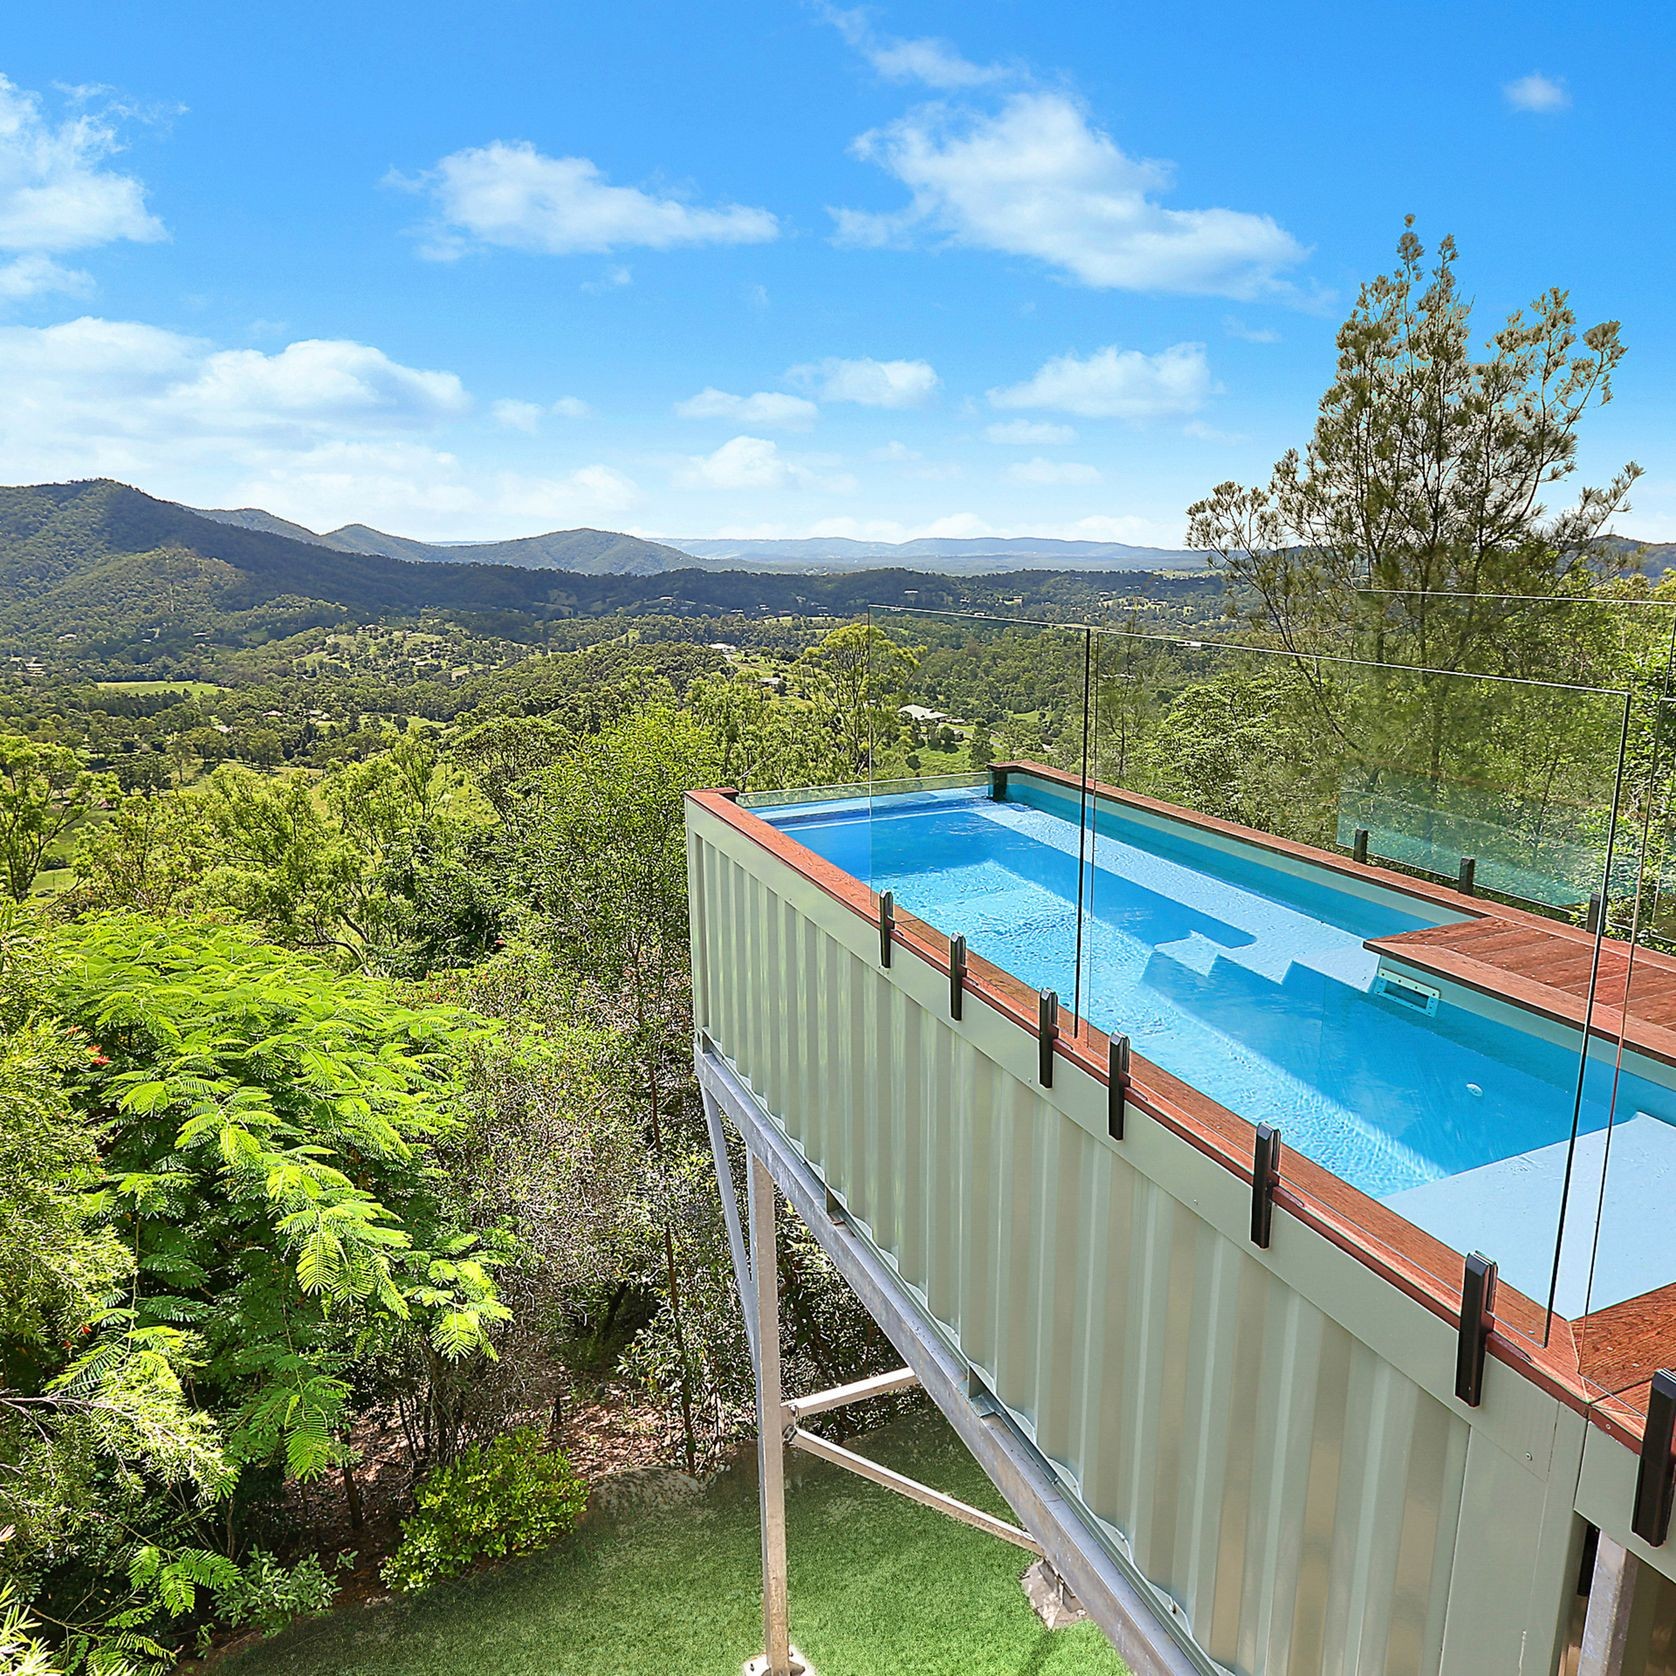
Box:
[1368,913,1676,1069]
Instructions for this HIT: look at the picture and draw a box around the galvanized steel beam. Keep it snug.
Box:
[1578,1534,1640,1676]
[749,1151,793,1676]
[789,1425,1043,1555]
[697,1035,1214,1676]
[702,1085,757,1365]
[783,1366,919,1421]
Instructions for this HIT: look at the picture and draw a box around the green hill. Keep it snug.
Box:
[197,505,700,575]
[0,480,1222,677]
[0,480,589,623]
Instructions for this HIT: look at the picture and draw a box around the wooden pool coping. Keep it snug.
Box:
[690,762,1676,1447]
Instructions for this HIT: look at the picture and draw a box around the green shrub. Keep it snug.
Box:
[381,1430,588,1593]
[213,1549,346,1636]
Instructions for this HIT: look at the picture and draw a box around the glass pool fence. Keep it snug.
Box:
[782,600,1676,1435]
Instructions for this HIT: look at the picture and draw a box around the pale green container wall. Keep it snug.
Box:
[688,802,1676,1676]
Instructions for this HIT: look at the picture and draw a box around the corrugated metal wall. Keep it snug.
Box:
[690,806,1673,1676]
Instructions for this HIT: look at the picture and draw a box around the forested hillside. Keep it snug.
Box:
[0,480,1223,678]
[196,505,701,575]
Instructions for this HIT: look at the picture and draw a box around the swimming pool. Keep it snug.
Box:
[760,776,1676,1317]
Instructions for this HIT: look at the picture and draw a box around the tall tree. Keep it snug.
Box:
[0,735,115,901]
[1187,220,1641,684]
[508,707,724,1473]
[795,621,919,782]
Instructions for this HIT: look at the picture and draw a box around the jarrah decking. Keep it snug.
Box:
[1370,912,1676,1070]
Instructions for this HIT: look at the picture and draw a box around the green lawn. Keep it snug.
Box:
[94,679,226,695]
[223,1416,1125,1676]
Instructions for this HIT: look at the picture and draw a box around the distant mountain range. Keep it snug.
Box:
[8,480,1205,665]
[4,481,1671,673]
[196,506,699,576]
[666,535,1207,573]
[194,507,1676,582]
[195,505,1207,577]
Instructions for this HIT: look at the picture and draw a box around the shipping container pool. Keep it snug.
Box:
[757,775,1676,1320]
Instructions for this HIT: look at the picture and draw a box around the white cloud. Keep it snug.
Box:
[0,313,644,538]
[835,92,1306,297]
[989,342,1211,420]
[0,252,91,302]
[178,338,469,428]
[233,444,640,537]
[507,463,638,519]
[823,7,1006,88]
[1056,513,1187,547]
[675,387,819,429]
[674,434,854,494]
[789,355,939,407]
[869,439,962,480]
[492,398,545,432]
[0,75,165,304]
[401,140,779,258]
[984,419,1076,445]
[1504,73,1570,113]
[1183,419,1243,444]
[494,395,594,429]
[581,263,633,292]
[1223,315,1279,344]
[0,75,164,255]
[1004,457,1101,485]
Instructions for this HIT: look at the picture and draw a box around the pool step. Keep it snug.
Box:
[1150,928,1378,997]
[1145,938,1369,1020]
[1383,1113,1676,1317]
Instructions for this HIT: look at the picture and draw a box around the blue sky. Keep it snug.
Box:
[2,0,1672,545]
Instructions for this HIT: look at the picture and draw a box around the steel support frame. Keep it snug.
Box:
[788,1425,1043,1554]
[749,1150,794,1676]
[698,1034,1212,1676]
[1578,1533,1641,1676]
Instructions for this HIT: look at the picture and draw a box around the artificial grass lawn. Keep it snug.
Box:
[225,1414,1127,1676]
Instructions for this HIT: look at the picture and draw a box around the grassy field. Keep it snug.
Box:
[222,1416,1125,1676]
[94,678,226,696]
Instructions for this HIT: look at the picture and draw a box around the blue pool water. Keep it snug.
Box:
[762,781,1676,1313]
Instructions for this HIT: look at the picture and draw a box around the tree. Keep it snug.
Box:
[2,913,507,1669]
[686,670,835,792]
[795,621,920,782]
[507,707,724,1472]
[0,734,115,900]
[48,915,508,1476]
[74,731,502,974]
[71,791,215,916]
[238,727,285,766]
[1187,221,1641,685]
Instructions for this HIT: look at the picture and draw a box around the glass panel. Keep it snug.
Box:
[1078,625,1641,1340]
[1572,689,1676,1431]
[852,606,1095,1045]
[822,597,1676,1380]
[1347,587,1676,689]
[1349,587,1676,1370]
